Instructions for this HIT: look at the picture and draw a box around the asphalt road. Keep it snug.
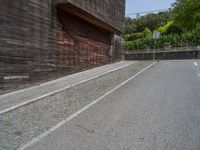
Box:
[27,61,200,150]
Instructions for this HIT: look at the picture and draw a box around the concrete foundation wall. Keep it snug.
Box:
[125,51,200,60]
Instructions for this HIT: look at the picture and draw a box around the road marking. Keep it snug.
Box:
[17,61,157,150]
[0,61,136,115]
[194,62,198,66]
[160,60,199,62]
[0,61,131,98]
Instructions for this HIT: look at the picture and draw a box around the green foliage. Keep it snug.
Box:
[192,26,200,35]
[125,17,138,34]
[156,21,173,33]
[173,0,200,31]
[124,28,153,41]
[155,21,183,35]
[125,33,200,51]
[124,33,144,41]
[124,0,200,51]
[165,24,183,35]
[143,28,152,39]
[125,11,172,34]
[125,38,153,50]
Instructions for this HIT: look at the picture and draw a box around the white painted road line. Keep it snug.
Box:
[0,61,132,98]
[17,61,157,150]
[0,61,136,115]
[194,62,198,66]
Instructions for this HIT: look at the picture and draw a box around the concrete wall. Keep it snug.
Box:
[125,51,200,60]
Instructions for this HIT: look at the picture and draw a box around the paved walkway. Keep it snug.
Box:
[0,61,135,114]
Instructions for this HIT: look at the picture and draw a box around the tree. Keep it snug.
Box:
[125,17,137,34]
[165,24,183,35]
[173,0,200,30]
[156,21,173,33]
[124,11,172,34]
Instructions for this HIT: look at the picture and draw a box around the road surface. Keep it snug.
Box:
[27,61,200,150]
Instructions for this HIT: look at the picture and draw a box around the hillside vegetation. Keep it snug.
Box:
[125,0,200,52]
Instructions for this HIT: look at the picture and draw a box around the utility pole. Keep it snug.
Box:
[136,13,140,19]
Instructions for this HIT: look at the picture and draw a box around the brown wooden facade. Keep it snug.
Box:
[0,0,125,92]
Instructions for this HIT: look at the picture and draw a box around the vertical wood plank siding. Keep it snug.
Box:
[0,0,125,92]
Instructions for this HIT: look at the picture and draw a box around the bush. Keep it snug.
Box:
[143,28,152,39]
[156,21,173,33]
[125,33,200,50]
[124,33,144,41]
[164,25,183,35]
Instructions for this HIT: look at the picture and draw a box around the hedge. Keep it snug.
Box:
[125,33,200,51]
[124,33,144,41]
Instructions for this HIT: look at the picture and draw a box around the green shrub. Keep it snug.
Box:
[164,25,183,35]
[156,21,173,33]
[143,28,152,39]
[125,33,200,50]
[124,33,144,41]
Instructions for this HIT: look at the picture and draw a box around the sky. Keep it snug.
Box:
[126,0,176,17]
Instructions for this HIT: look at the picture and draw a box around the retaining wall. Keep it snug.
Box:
[125,50,200,60]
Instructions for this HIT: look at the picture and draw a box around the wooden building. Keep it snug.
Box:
[0,0,125,92]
